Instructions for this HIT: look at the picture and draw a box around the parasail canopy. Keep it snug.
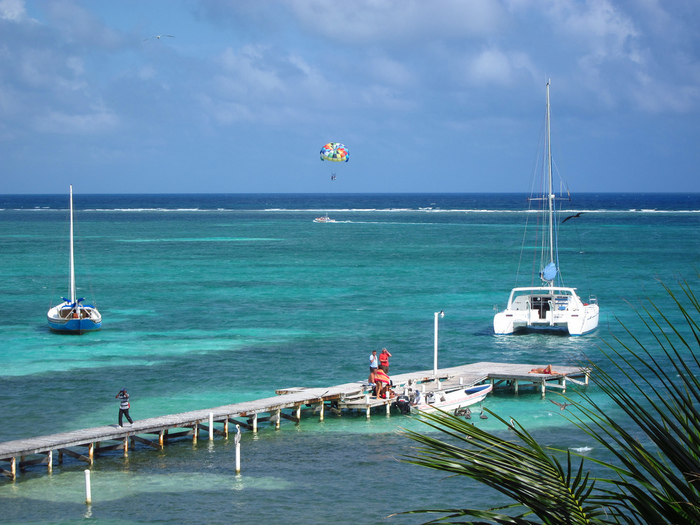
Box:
[320,142,349,163]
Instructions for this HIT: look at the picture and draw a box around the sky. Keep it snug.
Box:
[0,0,699,194]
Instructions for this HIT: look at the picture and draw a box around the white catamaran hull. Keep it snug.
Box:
[494,287,598,336]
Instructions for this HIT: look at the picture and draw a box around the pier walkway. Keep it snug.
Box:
[0,361,588,480]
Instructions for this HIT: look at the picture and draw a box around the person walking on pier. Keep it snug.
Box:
[116,388,133,427]
[369,350,379,384]
[379,347,392,373]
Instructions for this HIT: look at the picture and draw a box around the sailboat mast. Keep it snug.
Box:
[546,79,555,268]
[69,185,76,304]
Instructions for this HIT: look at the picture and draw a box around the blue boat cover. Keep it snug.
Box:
[541,262,558,282]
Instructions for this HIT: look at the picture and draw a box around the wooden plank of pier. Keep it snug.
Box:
[0,361,589,480]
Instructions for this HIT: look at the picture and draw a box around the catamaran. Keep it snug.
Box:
[493,80,599,336]
[47,185,102,334]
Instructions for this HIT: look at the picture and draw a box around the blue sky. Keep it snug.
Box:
[1,0,699,194]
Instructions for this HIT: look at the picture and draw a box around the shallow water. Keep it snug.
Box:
[0,193,698,523]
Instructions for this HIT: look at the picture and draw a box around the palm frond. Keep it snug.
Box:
[401,409,609,524]
[400,276,700,524]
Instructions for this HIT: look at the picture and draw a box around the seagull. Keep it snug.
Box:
[550,399,572,411]
[144,34,175,41]
[562,212,584,224]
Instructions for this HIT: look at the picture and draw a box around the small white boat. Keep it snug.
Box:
[47,185,102,334]
[395,383,492,415]
[493,80,598,336]
[313,214,336,223]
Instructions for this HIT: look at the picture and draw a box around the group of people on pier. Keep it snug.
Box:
[368,348,394,398]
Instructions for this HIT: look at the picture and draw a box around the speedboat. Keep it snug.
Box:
[395,383,492,415]
[493,80,598,336]
[47,185,102,334]
[313,214,336,223]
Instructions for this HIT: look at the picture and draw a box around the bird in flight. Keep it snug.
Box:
[562,212,584,223]
[550,399,572,411]
[144,35,175,41]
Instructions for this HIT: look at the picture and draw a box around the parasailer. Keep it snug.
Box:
[320,142,349,180]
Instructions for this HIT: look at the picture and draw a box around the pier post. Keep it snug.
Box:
[88,443,94,464]
[84,469,92,505]
[275,409,281,429]
[541,380,546,398]
[47,450,53,473]
[319,402,324,422]
[224,418,229,438]
[9,457,16,480]
[514,380,519,394]
[193,423,198,443]
[295,405,301,424]
[235,425,241,475]
[386,402,391,416]
[208,413,214,441]
[123,437,129,456]
[252,414,258,433]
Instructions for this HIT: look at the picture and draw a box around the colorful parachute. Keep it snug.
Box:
[320,142,349,163]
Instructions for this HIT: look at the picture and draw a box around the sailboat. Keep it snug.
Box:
[493,80,599,336]
[47,185,102,334]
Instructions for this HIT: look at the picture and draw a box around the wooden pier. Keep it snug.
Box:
[0,361,588,481]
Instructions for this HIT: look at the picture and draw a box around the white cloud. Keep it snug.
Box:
[468,49,512,85]
[32,105,119,134]
[366,55,415,87]
[44,0,123,49]
[0,0,29,22]
[219,45,285,96]
[286,0,506,43]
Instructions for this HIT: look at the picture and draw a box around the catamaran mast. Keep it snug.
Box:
[546,79,554,271]
[69,184,76,305]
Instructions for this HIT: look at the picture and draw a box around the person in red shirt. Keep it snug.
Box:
[379,347,392,373]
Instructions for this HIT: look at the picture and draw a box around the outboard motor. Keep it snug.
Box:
[396,395,412,415]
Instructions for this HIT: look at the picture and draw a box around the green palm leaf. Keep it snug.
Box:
[399,276,700,524]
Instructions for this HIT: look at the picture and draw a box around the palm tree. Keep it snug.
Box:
[400,277,700,524]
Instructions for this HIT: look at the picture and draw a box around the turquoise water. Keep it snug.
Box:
[1,193,699,523]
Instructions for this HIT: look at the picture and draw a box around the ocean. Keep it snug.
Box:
[1,192,699,524]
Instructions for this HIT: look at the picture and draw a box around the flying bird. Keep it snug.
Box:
[144,34,175,41]
[562,212,584,224]
[550,399,572,411]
